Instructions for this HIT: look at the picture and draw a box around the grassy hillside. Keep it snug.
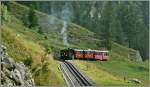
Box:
[1,2,149,86]
[2,23,65,86]
[73,59,149,86]
[73,43,149,86]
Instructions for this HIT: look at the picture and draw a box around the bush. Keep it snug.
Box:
[23,55,33,67]
[42,61,50,73]
[37,27,44,34]
[1,4,10,24]
[28,7,38,28]
[44,44,52,54]
[22,14,30,27]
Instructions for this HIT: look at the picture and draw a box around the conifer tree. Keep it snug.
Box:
[100,2,113,50]
[28,5,38,28]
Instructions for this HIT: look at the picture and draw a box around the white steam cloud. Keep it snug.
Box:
[61,21,68,46]
[61,3,73,46]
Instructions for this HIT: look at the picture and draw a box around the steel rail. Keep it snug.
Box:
[60,62,75,86]
[64,61,93,86]
[64,62,84,86]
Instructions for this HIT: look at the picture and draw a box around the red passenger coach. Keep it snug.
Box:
[74,49,84,59]
[102,51,109,61]
[84,50,94,59]
[94,50,103,60]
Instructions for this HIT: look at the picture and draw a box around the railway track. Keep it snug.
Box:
[60,61,94,86]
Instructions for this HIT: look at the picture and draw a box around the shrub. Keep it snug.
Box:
[1,4,10,24]
[23,55,33,67]
[42,61,50,73]
[44,45,52,54]
[37,27,44,34]
[28,6,38,28]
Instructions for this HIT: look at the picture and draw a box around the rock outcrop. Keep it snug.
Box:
[1,45,35,86]
[128,78,142,84]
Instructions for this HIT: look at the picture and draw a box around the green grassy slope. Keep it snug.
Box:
[2,2,149,86]
[74,43,149,85]
[1,5,66,85]
[2,22,65,86]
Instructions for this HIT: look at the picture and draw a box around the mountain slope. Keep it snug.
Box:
[17,1,149,60]
[1,2,149,86]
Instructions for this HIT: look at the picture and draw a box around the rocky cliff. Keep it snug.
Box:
[1,45,35,86]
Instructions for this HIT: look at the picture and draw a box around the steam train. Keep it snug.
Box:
[60,48,109,61]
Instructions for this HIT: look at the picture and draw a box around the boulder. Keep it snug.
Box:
[3,57,16,70]
[128,78,142,84]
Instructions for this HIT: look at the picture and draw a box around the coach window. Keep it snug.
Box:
[100,52,102,55]
[105,53,109,56]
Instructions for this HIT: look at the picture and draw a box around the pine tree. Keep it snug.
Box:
[1,4,10,24]
[100,2,113,50]
[110,19,124,45]
[28,5,38,28]
[110,3,125,45]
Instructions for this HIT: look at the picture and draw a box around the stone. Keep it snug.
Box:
[3,57,15,71]
[0,45,35,86]
[128,78,142,84]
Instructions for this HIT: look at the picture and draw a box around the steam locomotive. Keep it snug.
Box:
[60,48,109,61]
